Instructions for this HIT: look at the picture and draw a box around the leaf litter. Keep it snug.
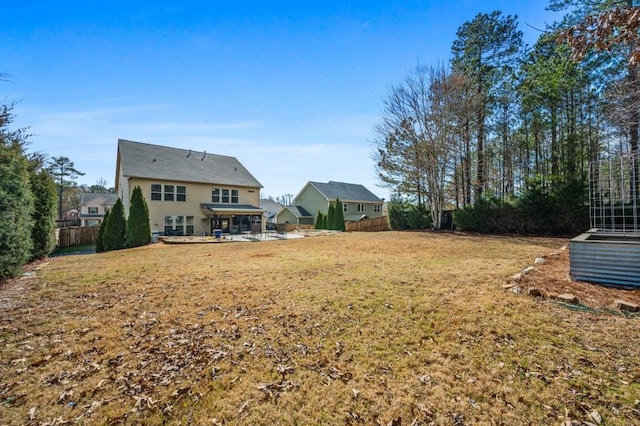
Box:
[0,231,639,424]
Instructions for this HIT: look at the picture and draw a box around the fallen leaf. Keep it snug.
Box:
[588,409,602,424]
[238,399,252,414]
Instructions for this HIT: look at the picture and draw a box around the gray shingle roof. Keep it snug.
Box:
[260,199,283,219]
[307,181,381,203]
[118,139,263,188]
[80,192,118,205]
[286,205,313,218]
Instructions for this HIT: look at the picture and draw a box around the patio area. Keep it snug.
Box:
[161,229,309,244]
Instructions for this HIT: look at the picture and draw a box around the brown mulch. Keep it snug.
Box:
[514,246,640,311]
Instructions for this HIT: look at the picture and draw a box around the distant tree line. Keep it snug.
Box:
[374,2,640,234]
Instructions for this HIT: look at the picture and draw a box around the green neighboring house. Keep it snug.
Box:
[276,205,314,226]
[276,181,384,225]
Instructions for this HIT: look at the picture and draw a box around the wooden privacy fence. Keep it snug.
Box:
[56,226,100,248]
[345,216,390,232]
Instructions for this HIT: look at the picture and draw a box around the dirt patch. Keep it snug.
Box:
[512,246,640,311]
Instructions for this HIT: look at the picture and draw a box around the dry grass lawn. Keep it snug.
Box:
[1,231,639,425]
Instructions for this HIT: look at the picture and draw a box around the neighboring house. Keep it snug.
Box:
[64,209,79,221]
[260,198,282,224]
[115,139,264,236]
[275,205,314,226]
[56,209,80,228]
[79,192,117,227]
[279,181,384,224]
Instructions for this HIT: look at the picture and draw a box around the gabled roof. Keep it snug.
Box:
[260,198,283,219]
[279,205,313,218]
[80,192,118,205]
[299,181,382,203]
[117,139,263,188]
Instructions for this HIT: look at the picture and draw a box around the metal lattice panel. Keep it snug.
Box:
[589,154,640,234]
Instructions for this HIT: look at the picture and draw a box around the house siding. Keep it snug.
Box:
[343,201,383,219]
[117,156,130,213]
[294,185,328,217]
[276,209,299,225]
[124,178,261,236]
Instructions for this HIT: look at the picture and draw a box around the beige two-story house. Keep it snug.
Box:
[115,139,264,236]
[79,192,117,227]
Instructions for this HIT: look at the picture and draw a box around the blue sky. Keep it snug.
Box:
[2,1,561,200]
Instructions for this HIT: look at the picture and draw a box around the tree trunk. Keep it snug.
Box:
[551,105,559,180]
[476,104,485,199]
[464,119,472,205]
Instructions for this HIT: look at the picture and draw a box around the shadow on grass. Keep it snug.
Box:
[50,244,96,257]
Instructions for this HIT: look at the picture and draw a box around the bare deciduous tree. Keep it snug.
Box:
[373,64,460,229]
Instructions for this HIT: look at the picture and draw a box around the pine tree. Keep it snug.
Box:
[315,211,324,229]
[326,203,335,230]
[0,140,34,279]
[29,168,57,259]
[125,186,151,248]
[333,198,345,231]
[48,156,84,220]
[451,11,523,198]
[95,208,109,253]
[102,198,126,251]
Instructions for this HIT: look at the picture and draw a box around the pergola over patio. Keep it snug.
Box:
[201,203,264,235]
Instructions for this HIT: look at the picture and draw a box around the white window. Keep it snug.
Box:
[164,185,174,201]
[164,216,175,234]
[164,215,191,235]
[343,203,348,213]
[177,186,186,202]
[151,184,162,200]
[357,203,365,213]
[212,188,239,204]
[374,204,381,213]
[152,183,186,202]
[88,207,98,214]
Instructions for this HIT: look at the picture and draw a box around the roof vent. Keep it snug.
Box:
[201,151,206,161]
[187,149,191,158]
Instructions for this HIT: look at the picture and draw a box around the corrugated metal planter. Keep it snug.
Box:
[570,232,640,288]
